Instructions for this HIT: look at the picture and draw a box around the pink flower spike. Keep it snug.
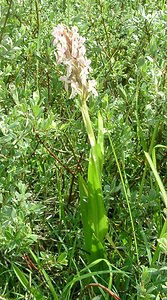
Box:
[52,24,98,99]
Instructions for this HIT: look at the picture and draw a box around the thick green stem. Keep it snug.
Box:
[80,102,96,148]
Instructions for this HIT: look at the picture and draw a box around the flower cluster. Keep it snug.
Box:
[52,24,98,99]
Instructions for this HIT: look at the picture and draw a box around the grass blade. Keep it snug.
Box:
[144,151,167,208]
[145,151,167,266]
[12,264,45,300]
[30,250,59,300]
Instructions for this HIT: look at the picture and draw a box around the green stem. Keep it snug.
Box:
[35,0,40,91]
[151,218,167,266]
[144,151,167,266]
[80,102,96,148]
[107,133,139,265]
[144,152,167,209]
[138,121,159,203]
[0,0,13,44]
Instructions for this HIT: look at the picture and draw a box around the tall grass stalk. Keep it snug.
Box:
[107,134,139,265]
[67,0,70,25]
[144,151,167,266]
[138,121,160,203]
[30,250,59,300]
[35,0,40,92]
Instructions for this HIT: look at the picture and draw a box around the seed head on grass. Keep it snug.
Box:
[52,24,98,100]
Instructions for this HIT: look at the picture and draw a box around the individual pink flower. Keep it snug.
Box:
[59,76,70,91]
[88,80,98,97]
[52,24,98,99]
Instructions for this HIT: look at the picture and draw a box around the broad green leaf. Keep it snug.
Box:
[90,233,106,264]
[97,111,104,169]
[79,173,107,264]
[79,175,92,255]
[88,145,108,242]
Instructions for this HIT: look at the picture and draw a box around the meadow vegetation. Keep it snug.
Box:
[0,0,167,299]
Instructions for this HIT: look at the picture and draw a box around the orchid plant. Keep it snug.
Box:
[52,24,108,267]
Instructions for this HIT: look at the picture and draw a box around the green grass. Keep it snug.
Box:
[0,0,167,299]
